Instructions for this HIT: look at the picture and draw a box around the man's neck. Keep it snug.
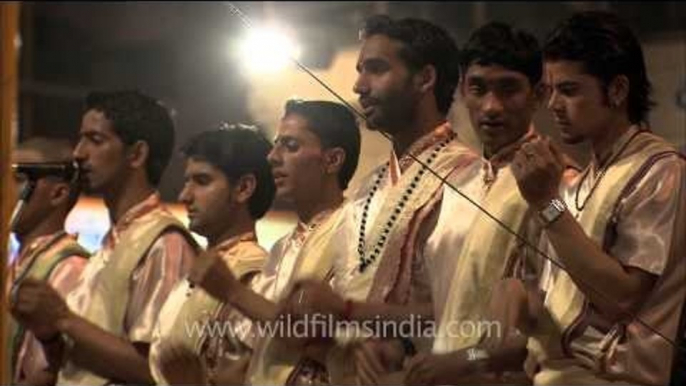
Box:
[295,183,344,225]
[391,110,445,157]
[207,219,256,249]
[483,140,512,161]
[17,217,64,257]
[104,176,156,225]
[483,128,532,160]
[591,115,633,165]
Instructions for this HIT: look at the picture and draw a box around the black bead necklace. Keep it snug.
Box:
[357,136,452,273]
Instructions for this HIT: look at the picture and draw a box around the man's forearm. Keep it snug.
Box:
[58,313,154,384]
[226,283,278,322]
[544,211,653,320]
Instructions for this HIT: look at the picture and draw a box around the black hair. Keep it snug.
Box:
[543,11,654,123]
[283,99,361,190]
[360,15,461,115]
[461,21,542,85]
[181,124,276,219]
[85,90,175,186]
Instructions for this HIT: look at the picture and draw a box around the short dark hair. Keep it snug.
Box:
[17,136,81,211]
[461,21,542,85]
[543,11,654,124]
[283,100,361,190]
[360,15,461,115]
[85,90,175,186]
[181,124,276,220]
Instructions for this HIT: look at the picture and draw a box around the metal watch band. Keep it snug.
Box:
[538,197,566,226]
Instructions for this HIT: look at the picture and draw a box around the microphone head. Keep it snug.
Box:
[12,161,80,183]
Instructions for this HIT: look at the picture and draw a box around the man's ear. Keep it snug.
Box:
[322,147,345,176]
[127,140,150,170]
[608,74,630,109]
[415,64,437,94]
[233,174,257,205]
[49,182,70,207]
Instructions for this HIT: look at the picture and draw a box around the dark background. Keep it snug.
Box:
[16,2,686,201]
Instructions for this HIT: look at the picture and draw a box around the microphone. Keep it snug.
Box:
[12,161,81,182]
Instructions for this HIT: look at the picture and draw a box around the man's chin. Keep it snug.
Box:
[560,131,585,145]
[81,184,98,195]
[275,186,294,201]
[362,112,386,131]
[187,222,205,236]
[80,175,112,195]
[80,180,104,195]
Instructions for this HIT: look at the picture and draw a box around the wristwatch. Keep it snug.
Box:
[538,197,567,226]
[465,347,490,373]
[466,347,489,361]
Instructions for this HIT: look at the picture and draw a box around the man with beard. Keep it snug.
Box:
[276,15,484,384]
[10,90,198,385]
[511,11,685,385]
[402,21,562,385]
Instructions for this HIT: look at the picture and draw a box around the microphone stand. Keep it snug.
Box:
[8,178,37,310]
[9,179,36,234]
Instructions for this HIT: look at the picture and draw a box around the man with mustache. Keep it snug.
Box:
[7,137,89,386]
[275,15,486,384]
[11,90,198,385]
[511,11,686,385]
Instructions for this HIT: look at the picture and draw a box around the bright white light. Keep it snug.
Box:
[235,26,301,75]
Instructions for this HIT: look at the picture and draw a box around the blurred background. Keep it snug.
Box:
[8,1,686,253]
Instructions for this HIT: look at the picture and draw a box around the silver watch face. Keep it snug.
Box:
[540,199,565,223]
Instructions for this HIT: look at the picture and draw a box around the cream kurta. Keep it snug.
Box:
[246,207,346,386]
[527,128,686,385]
[149,232,266,385]
[65,194,196,344]
[250,224,311,304]
[431,128,565,354]
[58,193,197,385]
[331,124,481,307]
[326,124,481,383]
